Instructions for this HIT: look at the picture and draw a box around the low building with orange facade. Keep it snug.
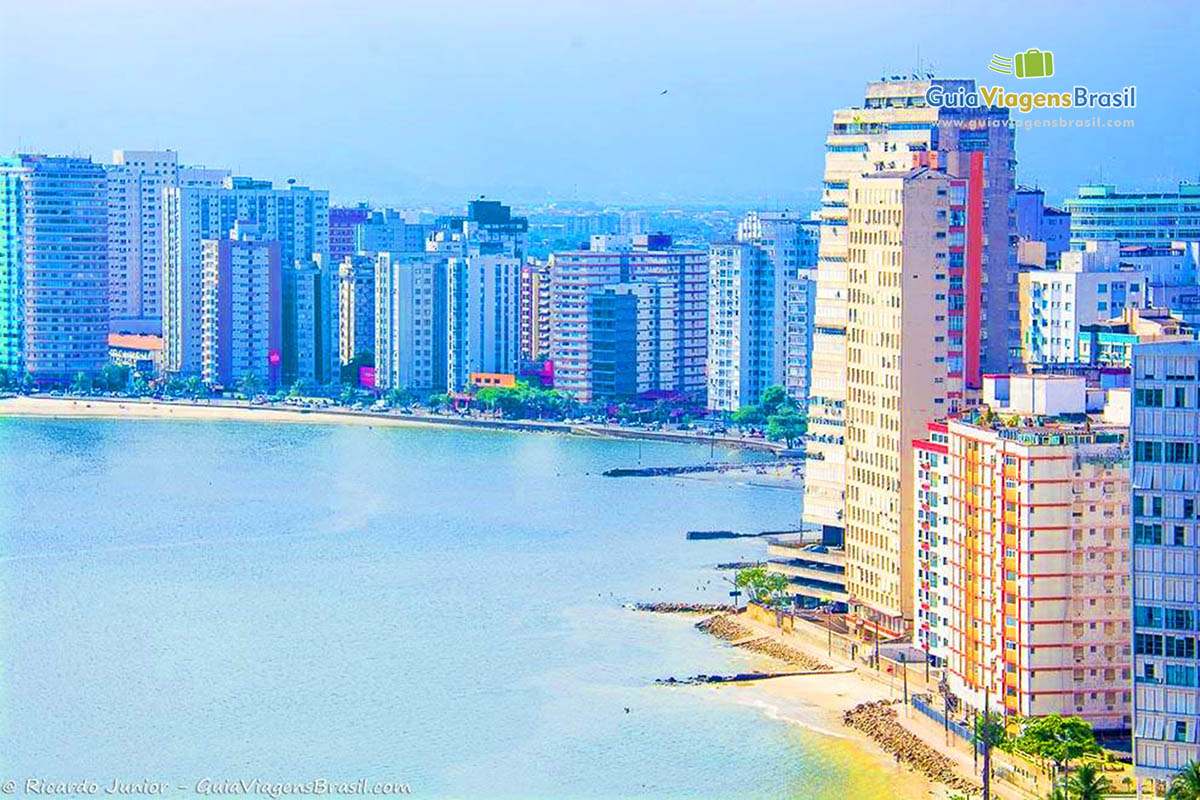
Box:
[915,374,1133,731]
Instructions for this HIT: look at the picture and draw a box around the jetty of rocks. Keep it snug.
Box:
[695,615,832,672]
[842,701,979,793]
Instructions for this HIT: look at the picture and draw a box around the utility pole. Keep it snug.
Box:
[900,651,908,705]
[982,687,992,800]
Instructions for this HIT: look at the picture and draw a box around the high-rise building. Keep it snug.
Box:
[1019,241,1149,365]
[338,255,375,365]
[842,164,977,637]
[447,254,521,391]
[107,150,228,334]
[0,155,109,385]
[1015,187,1071,269]
[519,260,552,362]
[330,204,370,264]
[589,280,678,402]
[803,78,1015,547]
[1064,182,1200,249]
[917,375,1133,729]
[282,258,326,386]
[707,211,819,412]
[163,178,332,380]
[549,234,707,403]
[200,221,281,389]
[374,251,447,393]
[1130,340,1200,783]
[356,209,428,256]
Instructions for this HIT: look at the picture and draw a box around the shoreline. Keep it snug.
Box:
[0,395,782,452]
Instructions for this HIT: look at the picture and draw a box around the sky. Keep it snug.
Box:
[2,0,1197,209]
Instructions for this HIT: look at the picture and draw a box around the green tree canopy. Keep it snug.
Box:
[1011,715,1101,768]
[765,406,806,448]
[1168,761,1200,800]
[1062,762,1111,800]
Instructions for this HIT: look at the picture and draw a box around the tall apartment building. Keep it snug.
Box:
[803,78,1016,546]
[1019,241,1149,365]
[707,211,819,412]
[338,255,375,365]
[1130,341,1200,782]
[374,251,447,393]
[1015,187,1071,269]
[549,234,707,403]
[330,204,370,264]
[784,270,817,407]
[1064,182,1200,249]
[1077,308,1195,368]
[163,178,332,381]
[447,254,521,391]
[0,155,109,384]
[519,260,551,362]
[282,258,326,386]
[589,280,679,401]
[917,375,1133,729]
[357,209,428,255]
[200,222,281,389]
[107,150,228,334]
[842,165,976,636]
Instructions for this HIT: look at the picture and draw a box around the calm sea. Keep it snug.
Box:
[0,418,925,799]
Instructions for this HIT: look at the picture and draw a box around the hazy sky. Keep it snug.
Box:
[2,0,1197,208]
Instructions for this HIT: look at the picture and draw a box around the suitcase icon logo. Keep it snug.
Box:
[988,49,1055,79]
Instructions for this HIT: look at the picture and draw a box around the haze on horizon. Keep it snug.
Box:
[2,0,1197,209]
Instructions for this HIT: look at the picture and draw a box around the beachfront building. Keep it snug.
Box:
[1015,187,1070,269]
[588,279,679,402]
[1064,182,1200,250]
[106,150,229,335]
[163,177,332,381]
[108,333,164,379]
[0,155,109,385]
[1077,307,1194,368]
[447,254,521,392]
[549,234,707,403]
[916,375,1133,730]
[1130,341,1200,783]
[338,254,375,366]
[519,260,551,362]
[199,221,281,389]
[374,251,448,393]
[282,257,326,386]
[803,77,1016,554]
[1019,241,1149,366]
[842,163,976,639]
[766,533,849,610]
[706,211,819,412]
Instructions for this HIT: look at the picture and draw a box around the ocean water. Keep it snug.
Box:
[0,418,925,799]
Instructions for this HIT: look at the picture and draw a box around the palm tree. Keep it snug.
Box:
[1168,761,1200,800]
[1042,783,1069,800]
[1062,762,1110,800]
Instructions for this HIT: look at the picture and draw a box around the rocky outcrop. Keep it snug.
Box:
[695,615,832,672]
[842,701,979,793]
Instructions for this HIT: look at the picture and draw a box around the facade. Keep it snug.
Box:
[803,78,1016,548]
[918,375,1133,729]
[519,260,551,362]
[107,333,164,378]
[784,269,817,407]
[106,150,228,334]
[842,166,975,637]
[338,255,375,365]
[0,155,109,384]
[549,235,707,403]
[1015,187,1070,269]
[447,254,521,392]
[707,211,819,412]
[1019,241,1148,365]
[200,222,282,389]
[1130,341,1200,781]
[1064,182,1200,249]
[282,258,325,386]
[589,280,679,402]
[162,178,331,380]
[374,252,447,393]
[356,209,428,255]
[329,204,369,264]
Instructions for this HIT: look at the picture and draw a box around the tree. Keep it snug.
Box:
[289,379,316,399]
[339,383,362,406]
[1062,762,1110,800]
[735,566,789,606]
[731,404,764,427]
[766,407,806,448]
[1011,715,1101,771]
[70,371,95,395]
[237,372,264,398]
[1041,784,1070,800]
[1168,761,1200,800]
[99,363,130,392]
[759,385,792,417]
